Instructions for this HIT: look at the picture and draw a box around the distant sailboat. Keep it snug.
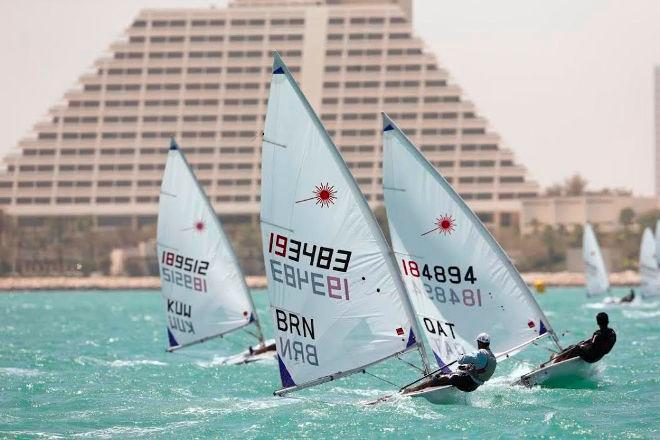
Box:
[260,53,433,397]
[640,227,659,299]
[157,139,275,363]
[582,223,609,298]
[381,113,568,399]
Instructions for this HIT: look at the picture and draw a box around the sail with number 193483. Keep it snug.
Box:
[157,139,275,363]
[259,53,433,397]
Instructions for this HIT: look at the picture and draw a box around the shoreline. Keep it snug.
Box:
[0,271,640,291]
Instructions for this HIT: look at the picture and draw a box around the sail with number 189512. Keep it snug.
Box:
[157,139,275,363]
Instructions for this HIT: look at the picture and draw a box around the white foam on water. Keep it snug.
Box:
[72,420,199,438]
[3,431,64,439]
[0,367,43,377]
[107,359,168,368]
[622,309,660,319]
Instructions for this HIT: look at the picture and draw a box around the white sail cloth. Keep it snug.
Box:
[157,140,257,349]
[382,114,557,371]
[640,227,659,298]
[260,54,423,391]
[582,223,609,297]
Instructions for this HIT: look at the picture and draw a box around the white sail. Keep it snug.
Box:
[655,220,660,267]
[382,114,559,372]
[157,140,261,350]
[640,227,659,298]
[260,54,429,394]
[582,223,609,297]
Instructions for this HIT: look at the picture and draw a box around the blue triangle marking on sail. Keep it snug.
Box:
[169,138,178,150]
[273,66,284,74]
[433,352,452,374]
[384,124,394,132]
[539,320,548,335]
[406,328,417,348]
[249,313,255,323]
[167,327,179,348]
[277,355,296,388]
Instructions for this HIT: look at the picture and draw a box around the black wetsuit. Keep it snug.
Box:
[579,328,616,362]
[430,372,480,392]
[558,327,616,364]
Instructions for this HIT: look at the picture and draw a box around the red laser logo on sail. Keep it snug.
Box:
[296,183,337,208]
[421,214,456,236]
[194,220,206,233]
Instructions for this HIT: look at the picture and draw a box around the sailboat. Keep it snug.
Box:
[259,53,434,398]
[380,113,580,397]
[639,227,659,299]
[157,139,275,364]
[582,223,610,298]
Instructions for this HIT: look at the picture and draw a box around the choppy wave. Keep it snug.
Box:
[622,309,660,319]
[107,359,168,368]
[0,367,43,377]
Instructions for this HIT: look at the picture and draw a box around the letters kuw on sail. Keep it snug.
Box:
[157,140,260,350]
[260,54,426,394]
[382,114,559,372]
[639,227,659,299]
[582,223,609,297]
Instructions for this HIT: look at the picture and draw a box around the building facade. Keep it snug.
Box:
[520,194,660,235]
[0,0,539,229]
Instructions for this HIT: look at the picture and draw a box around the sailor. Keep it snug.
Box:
[546,312,616,365]
[619,289,635,303]
[406,333,497,393]
[247,341,277,356]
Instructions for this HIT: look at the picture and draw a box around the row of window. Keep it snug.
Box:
[70,94,264,109]
[128,33,303,44]
[327,16,406,25]
[320,112,473,121]
[327,32,411,41]
[325,64,433,73]
[9,161,257,173]
[115,49,302,60]
[420,144,498,152]
[321,95,459,105]
[1,192,538,207]
[99,65,301,76]
[38,126,488,142]
[323,79,446,89]
[132,18,304,28]
[326,48,423,57]
[22,146,255,157]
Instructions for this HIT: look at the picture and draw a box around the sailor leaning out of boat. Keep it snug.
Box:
[407,333,497,393]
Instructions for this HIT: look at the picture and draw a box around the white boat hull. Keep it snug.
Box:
[406,385,465,404]
[515,357,597,387]
[221,339,277,365]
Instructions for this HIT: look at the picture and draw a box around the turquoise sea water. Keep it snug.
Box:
[0,287,658,439]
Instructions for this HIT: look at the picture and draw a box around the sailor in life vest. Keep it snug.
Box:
[407,332,497,393]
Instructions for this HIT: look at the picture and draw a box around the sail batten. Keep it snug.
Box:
[382,113,561,370]
[157,139,261,349]
[582,223,609,297]
[260,54,429,391]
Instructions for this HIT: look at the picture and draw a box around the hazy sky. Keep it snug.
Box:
[1,0,660,195]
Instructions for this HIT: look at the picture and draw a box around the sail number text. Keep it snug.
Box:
[160,250,208,293]
[268,232,352,272]
[401,259,476,284]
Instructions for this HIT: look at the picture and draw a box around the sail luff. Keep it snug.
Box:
[382,113,562,357]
